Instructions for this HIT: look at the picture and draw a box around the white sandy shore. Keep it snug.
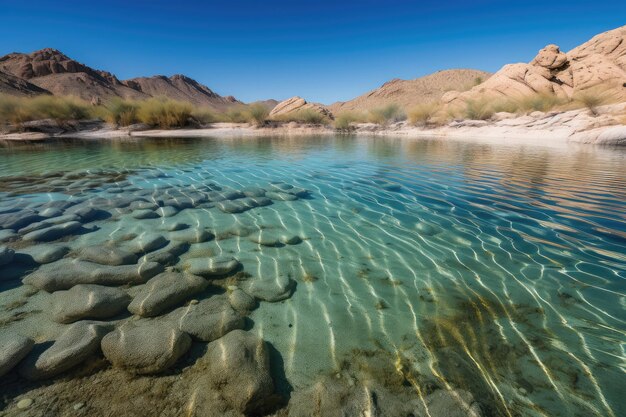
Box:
[1,103,625,146]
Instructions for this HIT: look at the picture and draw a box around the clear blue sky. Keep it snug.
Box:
[0,0,624,104]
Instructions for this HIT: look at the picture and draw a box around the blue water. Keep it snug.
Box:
[0,136,624,416]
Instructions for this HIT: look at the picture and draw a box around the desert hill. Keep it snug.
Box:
[329,69,492,112]
[0,48,239,109]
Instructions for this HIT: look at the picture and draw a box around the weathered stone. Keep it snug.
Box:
[101,323,191,374]
[129,201,158,211]
[0,333,34,377]
[23,260,164,291]
[241,274,295,302]
[128,272,208,317]
[269,96,334,121]
[183,256,240,278]
[160,221,188,232]
[14,244,69,265]
[39,207,64,218]
[0,229,17,243]
[242,187,266,197]
[18,322,112,380]
[0,210,43,230]
[79,245,138,266]
[52,285,131,323]
[132,209,159,219]
[127,234,168,253]
[228,288,257,312]
[166,295,244,342]
[266,191,298,201]
[169,228,213,244]
[156,206,178,218]
[0,246,15,266]
[206,190,245,202]
[22,221,82,242]
[192,330,275,413]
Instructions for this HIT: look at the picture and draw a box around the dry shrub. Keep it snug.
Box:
[408,102,441,126]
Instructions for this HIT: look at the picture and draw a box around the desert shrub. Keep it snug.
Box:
[517,93,566,113]
[463,98,494,120]
[490,98,520,114]
[368,104,406,125]
[192,107,224,124]
[474,77,484,86]
[136,97,192,128]
[334,111,367,130]
[0,94,93,125]
[247,103,269,126]
[283,108,331,125]
[0,94,30,124]
[573,89,608,116]
[224,106,250,123]
[106,98,139,126]
[408,103,440,126]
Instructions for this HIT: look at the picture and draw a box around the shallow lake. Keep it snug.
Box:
[0,136,624,417]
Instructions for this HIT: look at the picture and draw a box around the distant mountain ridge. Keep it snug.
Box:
[0,48,241,110]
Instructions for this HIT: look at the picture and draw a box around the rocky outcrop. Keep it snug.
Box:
[0,69,50,97]
[269,96,334,120]
[443,25,626,105]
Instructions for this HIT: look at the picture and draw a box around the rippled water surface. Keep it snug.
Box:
[0,136,625,416]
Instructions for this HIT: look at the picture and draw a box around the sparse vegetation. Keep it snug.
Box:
[135,97,193,128]
[334,111,367,130]
[408,102,441,126]
[573,89,609,116]
[276,108,331,125]
[247,103,270,126]
[106,98,139,126]
[463,98,494,120]
[0,94,94,126]
[517,93,567,113]
[368,104,406,125]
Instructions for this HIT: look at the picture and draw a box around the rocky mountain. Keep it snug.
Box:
[329,69,492,112]
[0,48,239,109]
[0,69,50,96]
[443,25,626,105]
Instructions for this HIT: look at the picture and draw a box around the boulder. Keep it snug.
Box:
[22,221,82,242]
[22,260,164,291]
[51,284,131,323]
[101,322,191,374]
[169,228,213,243]
[14,244,69,264]
[159,221,188,232]
[132,209,159,219]
[228,288,257,312]
[126,234,168,254]
[166,295,244,342]
[206,190,245,202]
[78,245,138,266]
[266,191,298,201]
[241,274,295,302]
[0,246,15,266]
[215,197,272,214]
[127,272,208,317]
[192,330,276,413]
[0,333,34,377]
[183,256,240,278]
[531,44,568,69]
[18,322,112,380]
[0,210,43,230]
[156,206,178,218]
[269,96,334,121]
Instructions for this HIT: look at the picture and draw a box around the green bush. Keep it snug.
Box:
[106,98,139,126]
[0,94,93,125]
[247,103,269,126]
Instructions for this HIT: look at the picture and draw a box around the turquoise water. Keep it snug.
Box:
[0,136,624,416]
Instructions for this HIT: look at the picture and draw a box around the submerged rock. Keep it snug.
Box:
[159,221,188,232]
[169,228,213,244]
[228,288,257,312]
[78,245,138,266]
[101,322,191,374]
[0,210,43,230]
[0,246,15,266]
[22,221,82,242]
[215,197,272,214]
[127,272,208,317]
[132,209,159,219]
[265,191,298,201]
[0,333,34,378]
[156,206,178,218]
[14,244,70,265]
[18,322,112,380]
[126,234,168,254]
[241,274,296,302]
[183,256,240,278]
[52,284,131,323]
[23,260,164,291]
[191,330,276,414]
[166,295,244,342]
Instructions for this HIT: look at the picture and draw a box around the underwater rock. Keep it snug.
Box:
[132,209,159,219]
[168,228,213,243]
[23,260,164,291]
[241,274,295,302]
[139,241,189,266]
[206,190,245,202]
[101,322,191,374]
[228,288,257,312]
[183,256,240,278]
[78,245,138,266]
[193,330,276,414]
[126,233,168,253]
[242,186,267,197]
[128,272,208,317]
[14,244,69,265]
[249,231,302,247]
[0,333,34,378]
[265,191,298,201]
[156,206,178,218]
[52,285,131,323]
[22,221,82,242]
[166,295,244,342]
[215,197,271,214]
[18,322,113,380]
[72,207,109,222]
[0,229,17,243]
[159,221,188,232]
[269,183,309,197]
[0,246,15,266]
[0,210,43,230]
[129,201,158,211]
[39,207,64,218]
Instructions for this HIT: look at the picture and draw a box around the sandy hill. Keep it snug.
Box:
[0,48,239,109]
[329,69,492,112]
[443,25,626,105]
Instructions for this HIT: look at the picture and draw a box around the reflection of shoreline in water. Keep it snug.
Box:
[0,136,623,416]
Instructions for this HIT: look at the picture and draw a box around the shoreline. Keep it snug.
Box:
[1,103,625,147]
